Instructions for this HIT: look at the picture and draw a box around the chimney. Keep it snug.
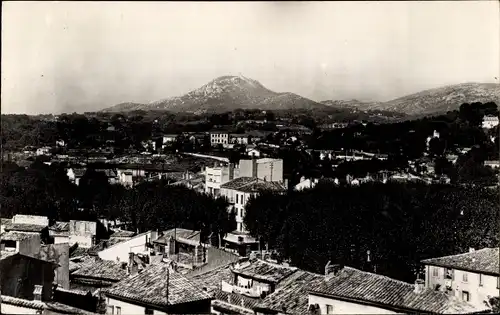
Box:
[128,252,138,276]
[33,285,43,301]
[229,163,235,180]
[325,261,343,277]
[414,279,425,294]
[469,248,475,253]
[252,158,257,178]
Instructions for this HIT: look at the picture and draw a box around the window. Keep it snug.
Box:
[479,274,483,286]
[145,308,154,315]
[432,267,439,277]
[106,306,114,315]
[445,268,453,280]
[326,304,334,314]
[462,272,468,282]
[497,277,500,289]
[236,194,239,204]
[462,291,470,302]
[116,307,121,315]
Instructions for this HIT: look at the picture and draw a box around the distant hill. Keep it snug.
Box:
[102,75,330,114]
[365,83,500,115]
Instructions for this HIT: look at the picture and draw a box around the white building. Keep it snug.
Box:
[295,177,319,191]
[68,220,97,248]
[482,115,499,129]
[307,264,488,314]
[98,230,158,263]
[36,147,52,156]
[238,158,283,182]
[205,163,237,196]
[210,131,230,146]
[421,247,500,308]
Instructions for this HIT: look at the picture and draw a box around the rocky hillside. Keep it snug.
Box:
[102,75,329,113]
[367,83,500,115]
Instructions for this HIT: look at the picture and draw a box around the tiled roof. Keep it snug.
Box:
[155,228,201,245]
[4,223,46,233]
[1,231,38,241]
[56,286,92,296]
[220,177,257,190]
[72,258,129,282]
[231,259,298,284]
[214,289,260,312]
[88,238,125,256]
[220,177,286,193]
[308,267,490,314]
[189,263,234,295]
[70,246,91,259]
[255,270,324,315]
[0,295,96,315]
[212,299,255,315]
[103,263,212,307]
[0,295,45,310]
[0,218,12,225]
[110,230,136,238]
[49,221,70,232]
[421,248,500,275]
[0,251,18,260]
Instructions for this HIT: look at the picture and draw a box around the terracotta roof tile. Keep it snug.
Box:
[49,221,70,232]
[110,230,136,238]
[308,267,489,314]
[1,231,38,241]
[155,228,201,245]
[255,271,324,315]
[421,248,500,275]
[231,259,298,284]
[221,177,286,193]
[189,263,234,295]
[4,223,46,233]
[103,263,212,307]
[72,258,128,282]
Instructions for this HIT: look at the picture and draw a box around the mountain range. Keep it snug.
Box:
[102,76,500,116]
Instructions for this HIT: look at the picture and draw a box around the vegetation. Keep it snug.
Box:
[244,182,499,283]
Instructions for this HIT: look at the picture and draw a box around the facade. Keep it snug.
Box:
[295,177,319,191]
[0,231,41,256]
[102,262,213,314]
[307,264,489,314]
[210,131,230,146]
[98,230,158,263]
[239,158,284,182]
[205,163,236,196]
[421,247,500,308]
[230,134,250,145]
[38,244,70,290]
[49,221,70,244]
[482,115,499,129]
[69,220,97,249]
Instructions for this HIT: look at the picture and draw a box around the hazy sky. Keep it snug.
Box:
[2,1,499,114]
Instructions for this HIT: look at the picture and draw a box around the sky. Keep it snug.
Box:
[2,1,499,114]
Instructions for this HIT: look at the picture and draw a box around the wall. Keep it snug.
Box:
[98,231,156,263]
[106,297,167,315]
[38,244,70,290]
[425,265,500,307]
[12,215,49,226]
[54,235,69,244]
[308,294,399,315]
[69,220,97,248]
[18,233,42,257]
[0,303,41,315]
[257,160,283,182]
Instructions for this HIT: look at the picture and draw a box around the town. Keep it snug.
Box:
[2,1,500,314]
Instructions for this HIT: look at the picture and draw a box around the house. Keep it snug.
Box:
[230,134,250,145]
[110,230,136,241]
[68,220,97,249]
[49,221,70,244]
[0,218,12,233]
[0,251,58,302]
[0,295,98,315]
[484,160,500,169]
[36,146,52,156]
[239,158,284,182]
[67,168,87,185]
[170,171,206,193]
[70,257,130,293]
[210,131,230,146]
[162,134,179,149]
[318,122,349,130]
[221,177,287,234]
[97,230,158,263]
[38,243,71,290]
[482,115,499,129]
[307,264,489,314]
[246,147,262,158]
[205,163,237,196]
[0,231,41,256]
[119,171,134,187]
[3,214,50,244]
[102,262,213,314]
[421,247,500,308]
[55,139,66,148]
[254,270,324,315]
[295,177,319,191]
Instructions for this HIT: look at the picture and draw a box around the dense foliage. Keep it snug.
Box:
[0,162,234,244]
[244,182,499,283]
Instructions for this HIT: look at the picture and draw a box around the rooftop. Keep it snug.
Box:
[188,263,234,295]
[0,295,97,315]
[308,267,490,314]
[421,248,500,275]
[72,258,129,282]
[4,222,47,233]
[155,228,201,245]
[255,270,324,315]
[1,231,38,241]
[110,230,136,238]
[231,259,298,284]
[103,263,212,307]
[49,221,70,232]
[220,177,286,193]
[0,218,12,225]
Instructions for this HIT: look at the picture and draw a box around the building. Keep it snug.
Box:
[295,177,319,191]
[0,295,97,315]
[162,134,178,149]
[230,134,250,145]
[210,131,230,146]
[70,257,130,293]
[205,163,236,196]
[318,122,349,130]
[421,247,500,308]
[36,146,52,156]
[67,168,86,186]
[221,177,286,234]
[102,262,213,314]
[307,264,489,314]
[109,230,136,241]
[49,221,70,244]
[69,220,97,249]
[482,115,499,129]
[38,243,71,290]
[3,214,50,244]
[246,147,262,158]
[239,158,284,182]
[97,230,158,263]
[0,218,12,233]
[0,231,41,256]
[484,160,500,169]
